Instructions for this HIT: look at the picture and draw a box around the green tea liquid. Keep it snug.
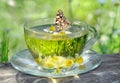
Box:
[25,25,88,70]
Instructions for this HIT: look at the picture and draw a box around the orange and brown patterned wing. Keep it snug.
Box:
[55,9,71,32]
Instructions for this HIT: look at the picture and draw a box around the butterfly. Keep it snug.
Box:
[55,9,71,32]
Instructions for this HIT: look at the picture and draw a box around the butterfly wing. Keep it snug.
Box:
[55,9,71,32]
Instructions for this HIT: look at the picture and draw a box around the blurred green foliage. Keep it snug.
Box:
[0,0,120,62]
[0,29,9,63]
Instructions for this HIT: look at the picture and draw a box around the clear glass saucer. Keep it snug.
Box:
[10,49,102,78]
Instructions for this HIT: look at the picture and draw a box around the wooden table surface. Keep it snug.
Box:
[0,54,120,83]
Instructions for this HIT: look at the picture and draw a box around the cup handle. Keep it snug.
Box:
[83,25,98,53]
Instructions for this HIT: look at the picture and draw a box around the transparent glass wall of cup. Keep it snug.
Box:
[24,18,97,74]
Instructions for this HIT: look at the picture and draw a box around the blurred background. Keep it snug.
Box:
[0,0,120,62]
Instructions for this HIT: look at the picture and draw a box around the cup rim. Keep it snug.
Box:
[24,18,90,39]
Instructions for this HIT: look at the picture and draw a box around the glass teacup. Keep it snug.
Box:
[24,18,97,74]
